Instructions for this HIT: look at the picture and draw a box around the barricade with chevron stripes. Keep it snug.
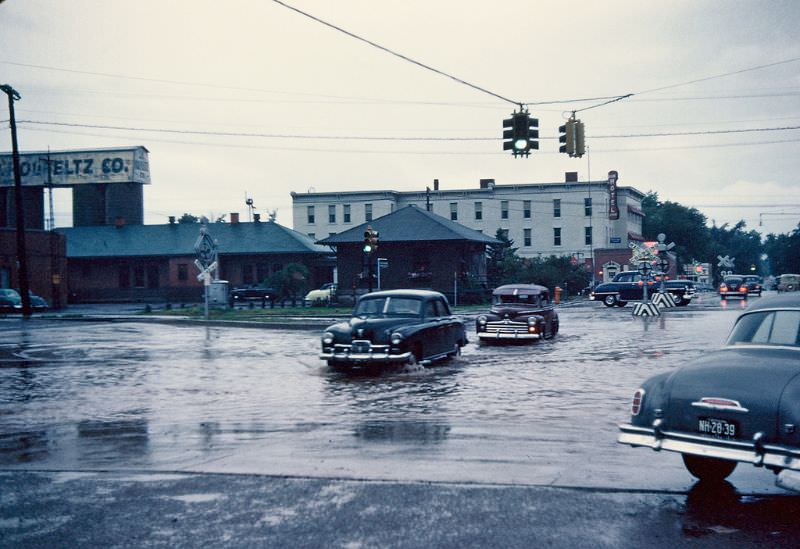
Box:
[632,302,661,316]
[652,291,676,309]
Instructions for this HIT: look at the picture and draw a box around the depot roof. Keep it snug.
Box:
[318,205,500,245]
[58,221,330,258]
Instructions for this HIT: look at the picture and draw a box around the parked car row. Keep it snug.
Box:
[0,288,49,313]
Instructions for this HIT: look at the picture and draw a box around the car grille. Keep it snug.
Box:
[333,340,390,355]
[484,320,530,335]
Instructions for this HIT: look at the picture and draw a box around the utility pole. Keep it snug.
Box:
[1,84,32,318]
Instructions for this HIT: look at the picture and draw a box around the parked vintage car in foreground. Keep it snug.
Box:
[320,289,466,371]
[718,275,748,300]
[590,272,695,307]
[475,284,558,342]
[618,294,800,491]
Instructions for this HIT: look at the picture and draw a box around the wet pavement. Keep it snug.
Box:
[1,293,797,546]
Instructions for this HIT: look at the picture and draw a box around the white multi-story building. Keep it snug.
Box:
[291,172,645,266]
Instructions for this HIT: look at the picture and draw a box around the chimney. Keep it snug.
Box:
[168,215,176,224]
[253,213,261,223]
[230,212,239,224]
[114,216,125,228]
[433,178,439,191]
[479,178,495,189]
[565,172,578,182]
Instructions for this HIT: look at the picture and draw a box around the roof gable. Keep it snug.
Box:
[318,205,500,245]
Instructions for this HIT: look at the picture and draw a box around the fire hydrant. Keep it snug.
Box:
[554,286,562,304]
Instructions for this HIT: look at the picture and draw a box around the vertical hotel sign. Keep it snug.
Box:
[608,170,619,220]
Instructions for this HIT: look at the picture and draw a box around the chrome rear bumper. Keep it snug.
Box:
[618,423,800,472]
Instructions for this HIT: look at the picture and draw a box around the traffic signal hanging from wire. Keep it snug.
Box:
[503,110,539,157]
[363,226,379,255]
[558,115,585,158]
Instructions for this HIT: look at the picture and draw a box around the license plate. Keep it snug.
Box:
[698,417,738,439]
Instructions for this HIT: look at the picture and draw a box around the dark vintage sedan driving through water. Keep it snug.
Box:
[320,289,467,371]
[475,284,559,343]
[618,294,800,491]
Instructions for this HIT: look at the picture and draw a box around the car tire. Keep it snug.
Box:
[670,293,682,305]
[679,299,690,306]
[682,454,737,483]
[603,295,617,307]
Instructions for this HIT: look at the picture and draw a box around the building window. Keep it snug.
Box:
[365,203,373,222]
[242,264,254,285]
[585,226,593,246]
[450,202,458,221]
[133,265,145,288]
[257,263,269,284]
[523,200,531,219]
[524,228,532,247]
[147,265,159,289]
[501,201,509,219]
[553,199,561,218]
[118,265,130,288]
[177,263,188,282]
[307,205,315,224]
[553,227,562,246]
[328,204,336,223]
[584,197,592,217]
[474,201,483,220]
[343,204,351,223]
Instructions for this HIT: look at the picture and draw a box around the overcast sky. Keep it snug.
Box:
[1,0,799,234]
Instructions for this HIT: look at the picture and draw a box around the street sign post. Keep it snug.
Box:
[194,225,219,320]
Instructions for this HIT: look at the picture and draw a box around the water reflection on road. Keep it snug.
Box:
[0,300,787,495]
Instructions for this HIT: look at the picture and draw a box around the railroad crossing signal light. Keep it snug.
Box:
[363,226,379,254]
[503,111,538,157]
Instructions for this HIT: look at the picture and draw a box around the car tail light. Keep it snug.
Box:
[720,284,728,291]
[739,286,747,292]
[631,388,645,416]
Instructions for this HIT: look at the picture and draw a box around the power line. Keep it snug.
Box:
[636,56,800,95]
[16,119,800,141]
[270,0,523,108]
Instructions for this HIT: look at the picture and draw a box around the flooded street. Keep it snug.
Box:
[1,296,779,495]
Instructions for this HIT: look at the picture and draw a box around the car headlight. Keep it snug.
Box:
[390,332,403,346]
[527,317,537,326]
[477,315,487,325]
[322,332,334,345]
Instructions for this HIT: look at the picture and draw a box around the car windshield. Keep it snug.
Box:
[493,294,540,306]
[727,310,800,347]
[354,297,422,318]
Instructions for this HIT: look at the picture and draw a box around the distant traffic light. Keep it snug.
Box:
[574,119,585,158]
[558,119,575,156]
[558,117,585,158]
[363,226,378,254]
[503,111,537,157]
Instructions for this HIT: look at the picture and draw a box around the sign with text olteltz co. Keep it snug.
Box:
[0,146,150,187]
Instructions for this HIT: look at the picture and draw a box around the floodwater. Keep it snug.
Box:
[0,295,782,493]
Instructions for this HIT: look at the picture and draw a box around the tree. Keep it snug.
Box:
[708,221,763,279]
[764,225,800,275]
[178,213,199,224]
[268,263,309,305]
[641,192,710,268]
[486,229,522,287]
[519,256,591,296]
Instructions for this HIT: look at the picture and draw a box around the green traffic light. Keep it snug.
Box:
[363,244,372,254]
